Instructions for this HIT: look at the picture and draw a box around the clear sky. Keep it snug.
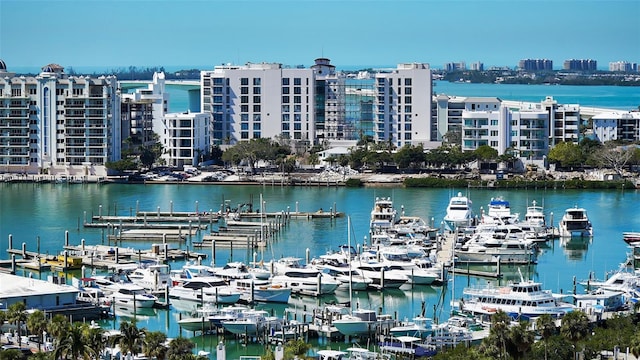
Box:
[1,0,639,71]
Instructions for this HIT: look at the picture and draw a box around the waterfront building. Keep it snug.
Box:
[563,59,597,72]
[311,58,349,141]
[120,72,169,149]
[592,110,640,142]
[518,59,553,72]
[201,62,315,146]
[0,60,120,176]
[159,111,211,167]
[541,96,581,146]
[373,63,432,148]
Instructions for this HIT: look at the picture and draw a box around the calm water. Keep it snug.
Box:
[1,183,639,357]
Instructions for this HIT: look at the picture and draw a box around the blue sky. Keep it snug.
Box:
[1,0,638,71]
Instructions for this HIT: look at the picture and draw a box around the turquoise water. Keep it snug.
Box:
[1,183,639,357]
[167,80,639,113]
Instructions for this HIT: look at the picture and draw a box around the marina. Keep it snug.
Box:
[1,182,640,358]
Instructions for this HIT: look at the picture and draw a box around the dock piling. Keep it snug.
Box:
[8,234,12,250]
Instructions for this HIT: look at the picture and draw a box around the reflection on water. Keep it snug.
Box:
[560,236,592,261]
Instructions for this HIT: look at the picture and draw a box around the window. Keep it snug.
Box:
[241,114,249,122]
[282,114,290,121]
[404,133,412,140]
[490,130,498,136]
[253,131,261,138]
[282,96,290,103]
[253,114,261,122]
[404,123,412,131]
[294,123,301,130]
[253,105,261,112]
[282,123,290,130]
[294,78,301,85]
[294,114,301,122]
[294,104,301,113]
[491,119,498,126]
[294,96,301,103]
[241,87,249,94]
[405,114,412,122]
[404,105,412,112]
[282,87,290,94]
[253,123,261,130]
[241,123,249,131]
[253,96,261,103]
[490,141,498,146]
[241,131,249,139]
[253,87,261,94]
[241,78,249,85]
[282,105,290,112]
[405,87,412,95]
[282,78,290,86]
[294,87,301,94]
[253,78,261,85]
[405,78,412,86]
[241,105,249,112]
[405,96,412,104]
[241,96,249,104]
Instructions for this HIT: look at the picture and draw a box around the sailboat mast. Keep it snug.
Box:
[348,215,353,309]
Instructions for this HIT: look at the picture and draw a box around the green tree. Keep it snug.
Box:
[507,320,534,359]
[480,310,511,359]
[82,326,106,359]
[283,339,310,360]
[46,315,70,343]
[394,144,425,170]
[143,331,168,360]
[116,321,145,357]
[535,313,557,360]
[27,310,48,351]
[53,322,97,360]
[560,310,590,360]
[0,349,24,360]
[474,145,499,162]
[548,141,584,169]
[7,302,27,344]
[166,336,194,360]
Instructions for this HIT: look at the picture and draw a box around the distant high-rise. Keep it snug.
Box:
[518,59,553,71]
[443,62,466,71]
[563,59,597,71]
[609,61,638,72]
[470,62,484,71]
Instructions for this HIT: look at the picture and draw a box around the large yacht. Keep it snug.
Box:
[370,197,400,233]
[458,271,575,319]
[558,206,593,237]
[443,192,474,231]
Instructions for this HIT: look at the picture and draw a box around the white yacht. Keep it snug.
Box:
[221,309,281,335]
[481,197,519,225]
[127,262,171,292]
[458,271,575,319]
[110,285,158,308]
[443,192,474,231]
[354,255,409,289]
[169,277,242,304]
[522,199,546,231]
[270,267,340,295]
[332,308,394,336]
[455,236,536,264]
[558,206,593,237]
[231,278,292,303]
[370,197,400,233]
[314,263,372,291]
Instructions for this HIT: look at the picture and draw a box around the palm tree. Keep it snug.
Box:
[53,323,96,360]
[535,313,557,360]
[117,321,145,357]
[143,330,167,360]
[560,311,590,360]
[166,336,194,360]
[46,315,70,346]
[82,326,106,359]
[485,310,511,359]
[0,349,24,360]
[27,310,48,351]
[508,320,534,359]
[7,302,27,344]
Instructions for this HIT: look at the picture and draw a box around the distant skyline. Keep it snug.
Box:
[1,0,639,72]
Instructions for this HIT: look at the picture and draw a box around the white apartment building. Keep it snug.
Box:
[592,111,640,142]
[540,96,581,146]
[201,62,315,146]
[159,111,211,167]
[120,72,169,148]
[373,63,432,148]
[0,61,120,176]
[460,97,550,166]
[311,58,348,141]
